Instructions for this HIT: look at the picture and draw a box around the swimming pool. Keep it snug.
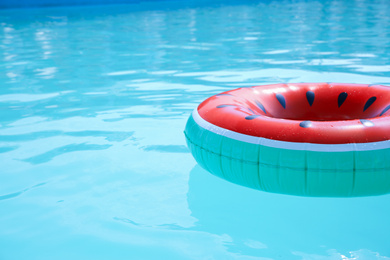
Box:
[0,0,390,259]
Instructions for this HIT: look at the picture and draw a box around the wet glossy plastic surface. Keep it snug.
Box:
[198,83,390,143]
[185,113,390,197]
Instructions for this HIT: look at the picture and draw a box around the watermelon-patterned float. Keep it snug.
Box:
[184,83,390,197]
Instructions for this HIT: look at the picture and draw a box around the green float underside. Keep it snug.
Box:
[184,114,390,197]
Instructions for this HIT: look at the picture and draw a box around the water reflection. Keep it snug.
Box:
[187,165,390,258]
[216,164,390,197]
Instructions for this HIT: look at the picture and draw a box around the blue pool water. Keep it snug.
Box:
[1,1,390,259]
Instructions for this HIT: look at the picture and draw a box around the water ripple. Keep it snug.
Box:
[0,182,46,201]
[0,131,134,142]
[141,145,189,153]
[21,143,112,164]
[0,146,18,153]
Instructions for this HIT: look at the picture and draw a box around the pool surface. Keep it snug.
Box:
[1,0,390,259]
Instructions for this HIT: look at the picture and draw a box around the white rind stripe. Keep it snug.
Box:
[192,109,390,152]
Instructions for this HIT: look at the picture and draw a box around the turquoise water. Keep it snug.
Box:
[1,1,390,259]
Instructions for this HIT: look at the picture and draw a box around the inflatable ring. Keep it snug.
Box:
[184,83,390,197]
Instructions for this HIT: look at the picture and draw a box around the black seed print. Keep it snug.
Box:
[299,121,312,128]
[255,100,266,114]
[380,105,390,116]
[363,97,377,112]
[338,92,348,107]
[216,104,236,108]
[275,94,286,109]
[360,119,374,127]
[245,115,261,120]
[306,91,315,106]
